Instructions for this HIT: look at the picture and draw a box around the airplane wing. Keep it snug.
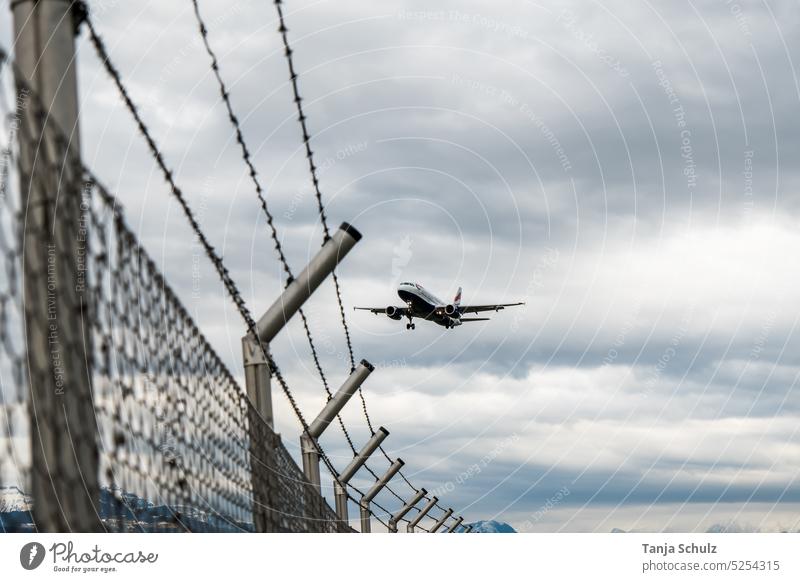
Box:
[459,317,491,322]
[353,306,409,316]
[459,302,524,314]
[354,307,391,314]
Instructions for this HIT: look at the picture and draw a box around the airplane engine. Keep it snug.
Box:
[444,304,457,316]
[386,306,403,320]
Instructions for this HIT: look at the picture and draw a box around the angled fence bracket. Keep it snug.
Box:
[359,459,404,533]
[256,222,362,344]
[302,360,374,492]
[430,508,454,533]
[388,488,427,533]
[334,427,389,523]
[407,496,438,533]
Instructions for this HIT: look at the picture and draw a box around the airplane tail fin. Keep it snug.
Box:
[454,286,462,307]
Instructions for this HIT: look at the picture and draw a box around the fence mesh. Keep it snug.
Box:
[0,72,351,532]
[249,405,349,533]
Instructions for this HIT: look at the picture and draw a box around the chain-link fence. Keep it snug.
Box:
[0,69,351,533]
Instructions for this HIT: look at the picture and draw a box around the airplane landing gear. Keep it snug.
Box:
[405,304,416,330]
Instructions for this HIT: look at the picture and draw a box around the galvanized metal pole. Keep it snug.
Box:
[430,508,454,533]
[446,516,464,532]
[13,0,101,532]
[359,459,404,533]
[388,488,427,533]
[334,427,389,522]
[407,496,438,533]
[242,334,273,427]
[302,360,374,492]
[308,360,373,439]
[299,433,322,494]
[333,487,348,525]
[464,524,474,533]
[242,333,275,532]
[256,222,361,344]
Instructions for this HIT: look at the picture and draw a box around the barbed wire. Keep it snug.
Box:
[186,0,411,507]
[272,0,356,373]
[187,0,361,455]
[271,0,427,505]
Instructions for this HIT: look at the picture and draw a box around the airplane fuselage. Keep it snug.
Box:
[397,282,461,328]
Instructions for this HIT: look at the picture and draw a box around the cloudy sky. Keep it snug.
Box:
[5,0,800,532]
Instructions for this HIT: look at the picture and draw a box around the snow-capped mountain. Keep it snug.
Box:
[465,520,517,533]
[0,486,34,532]
[0,486,31,512]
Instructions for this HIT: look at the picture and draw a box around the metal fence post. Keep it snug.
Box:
[388,488,427,533]
[242,334,273,427]
[359,459,404,533]
[302,360,374,492]
[13,0,101,532]
[430,508,453,533]
[242,333,276,531]
[407,496,438,533]
[334,427,389,523]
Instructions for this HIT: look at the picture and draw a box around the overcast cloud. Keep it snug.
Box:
[3,0,800,532]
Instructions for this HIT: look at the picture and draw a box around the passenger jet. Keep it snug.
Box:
[354,282,524,329]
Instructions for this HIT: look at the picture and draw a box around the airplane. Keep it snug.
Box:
[354,282,524,330]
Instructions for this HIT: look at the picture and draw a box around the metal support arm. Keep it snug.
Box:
[334,427,389,523]
[256,222,361,344]
[388,488,427,533]
[359,459,404,533]
[301,361,375,492]
[429,508,454,533]
[407,496,438,532]
[308,360,373,439]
